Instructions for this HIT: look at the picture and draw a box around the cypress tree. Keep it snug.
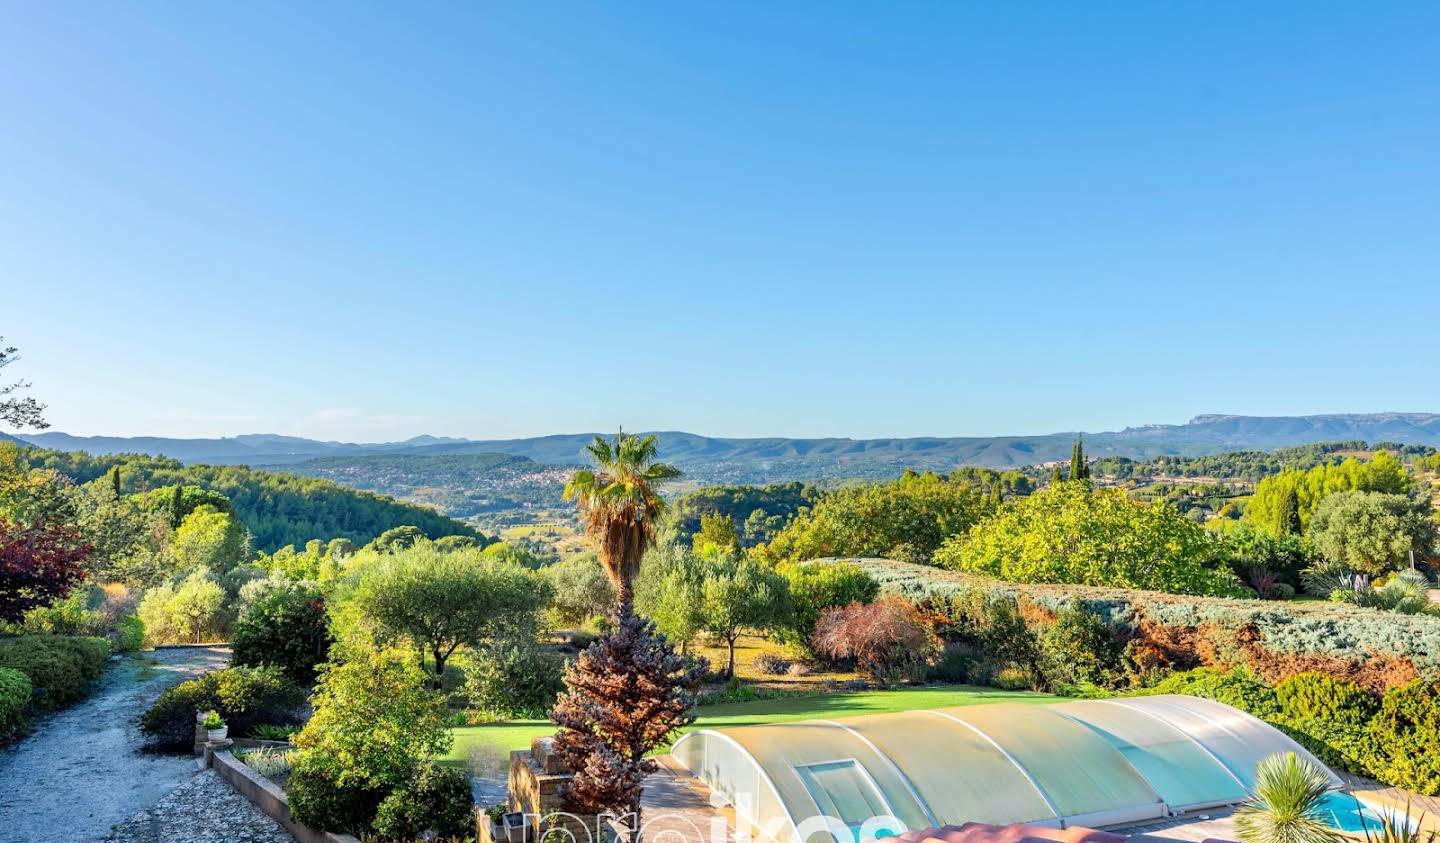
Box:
[110,466,122,499]
[169,485,184,529]
[1051,464,1064,485]
[1069,436,1090,481]
[1277,486,1302,536]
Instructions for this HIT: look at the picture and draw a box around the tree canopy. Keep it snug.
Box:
[1247,452,1412,535]
[935,481,1244,596]
[759,471,990,563]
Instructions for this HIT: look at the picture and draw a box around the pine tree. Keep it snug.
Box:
[551,613,707,837]
[1069,436,1090,481]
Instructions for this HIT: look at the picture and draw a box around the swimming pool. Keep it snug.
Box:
[1315,791,1414,835]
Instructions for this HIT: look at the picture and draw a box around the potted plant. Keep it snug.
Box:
[201,710,228,742]
[502,810,526,843]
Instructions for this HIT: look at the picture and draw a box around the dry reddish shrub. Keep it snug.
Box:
[813,597,939,683]
[1243,648,1419,695]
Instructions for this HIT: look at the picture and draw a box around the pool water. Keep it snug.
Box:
[1315,791,1412,834]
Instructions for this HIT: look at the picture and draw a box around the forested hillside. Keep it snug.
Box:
[20,447,484,552]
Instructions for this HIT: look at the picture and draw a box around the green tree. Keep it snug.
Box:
[1069,436,1090,482]
[781,560,880,645]
[760,471,988,563]
[0,338,47,429]
[343,542,551,685]
[1306,491,1434,576]
[366,525,426,554]
[635,543,705,651]
[232,576,333,684]
[691,512,739,556]
[699,557,790,678]
[1248,452,1413,535]
[1277,487,1302,537]
[137,567,226,643]
[170,504,246,573]
[563,430,680,618]
[935,482,1243,596]
[545,551,614,627]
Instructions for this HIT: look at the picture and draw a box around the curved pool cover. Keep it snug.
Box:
[671,695,1340,843]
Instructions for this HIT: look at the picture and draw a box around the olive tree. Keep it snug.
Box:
[345,542,552,686]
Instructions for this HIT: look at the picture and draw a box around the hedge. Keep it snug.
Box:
[846,558,1440,690]
[0,667,32,742]
[139,666,305,747]
[0,635,110,710]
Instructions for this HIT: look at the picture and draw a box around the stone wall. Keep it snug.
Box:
[501,737,605,843]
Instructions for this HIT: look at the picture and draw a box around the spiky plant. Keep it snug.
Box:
[1235,753,1344,843]
[563,429,680,618]
[1361,799,1436,843]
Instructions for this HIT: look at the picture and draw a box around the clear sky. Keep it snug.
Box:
[3,3,1437,442]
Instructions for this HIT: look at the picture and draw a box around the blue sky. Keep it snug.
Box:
[3,3,1437,441]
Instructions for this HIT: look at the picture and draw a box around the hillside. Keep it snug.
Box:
[19,446,486,552]
[15,412,1440,484]
[282,453,573,521]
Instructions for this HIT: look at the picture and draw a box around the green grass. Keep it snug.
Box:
[442,683,1053,775]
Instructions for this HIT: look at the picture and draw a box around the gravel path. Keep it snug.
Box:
[101,769,294,843]
[0,646,231,843]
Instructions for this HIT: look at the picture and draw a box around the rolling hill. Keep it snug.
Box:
[14,412,1440,485]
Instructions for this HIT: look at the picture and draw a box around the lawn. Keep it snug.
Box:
[443,683,1054,776]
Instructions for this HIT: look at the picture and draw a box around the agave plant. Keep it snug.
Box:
[1234,753,1343,843]
[1361,799,1437,843]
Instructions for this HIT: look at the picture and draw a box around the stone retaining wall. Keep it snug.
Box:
[208,748,360,843]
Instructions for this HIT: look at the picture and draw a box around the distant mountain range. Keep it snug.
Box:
[8,412,1440,485]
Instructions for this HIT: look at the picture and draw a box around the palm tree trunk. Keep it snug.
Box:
[613,578,635,620]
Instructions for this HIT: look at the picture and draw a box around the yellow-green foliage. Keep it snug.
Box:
[761,471,989,563]
[1276,672,1377,726]
[1247,452,1411,535]
[935,481,1245,597]
[0,666,32,742]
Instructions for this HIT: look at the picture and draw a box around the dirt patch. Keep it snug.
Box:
[0,646,230,843]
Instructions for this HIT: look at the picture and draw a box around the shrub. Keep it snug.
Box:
[0,666,32,742]
[45,635,110,680]
[0,636,88,708]
[1147,667,1282,720]
[290,655,451,832]
[371,763,475,842]
[783,561,880,644]
[231,577,332,685]
[113,615,145,653]
[992,666,1034,690]
[1275,673,1376,726]
[813,598,939,683]
[139,665,304,746]
[754,652,792,675]
[850,558,1440,690]
[1039,604,1122,688]
[465,640,564,719]
[1367,679,1440,794]
[1273,583,1296,601]
[288,751,385,834]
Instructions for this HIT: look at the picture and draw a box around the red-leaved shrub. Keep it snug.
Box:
[813,597,938,683]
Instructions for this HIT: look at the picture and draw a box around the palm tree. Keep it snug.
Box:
[564,429,680,618]
[1235,753,1343,843]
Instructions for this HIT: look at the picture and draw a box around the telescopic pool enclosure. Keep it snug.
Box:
[671,695,1340,843]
